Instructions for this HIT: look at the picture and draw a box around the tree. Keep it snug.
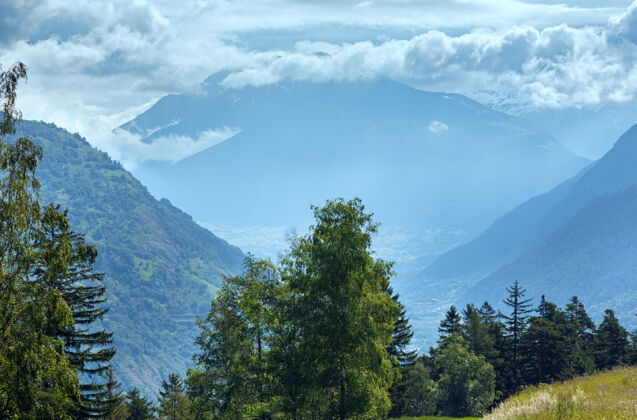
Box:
[564,296,595,376]
[594,309,629,370]
[102,367,127,420]
[521,298,570,385]
[388,359,436,418]
[438,305,461,342]
[283,198,400,419]
[501,281,533,393]
[126,388,154,420]
[187,275,253,418]
[35,204,117,418]
[157,373,190,420]
[387,287,418,418]
[436,335,495,417]
[188,256,279,419]
[0,62,80,419]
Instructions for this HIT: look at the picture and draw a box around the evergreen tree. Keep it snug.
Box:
[594,309,629,370]
[387,287,418,417]
[521,297,570,384]
[0,62,80,419]
[35,204,117,418]
[388,359,436,418]
[564,296,596,375]
[126,388,154,420]
[501,281,533,393]
[387,288,417,365]
[461,303,496,359]
[102,367,127,420]
[157,373,189,420]
[438,305,461,341]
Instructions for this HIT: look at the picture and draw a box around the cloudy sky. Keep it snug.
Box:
[2,0,637,166]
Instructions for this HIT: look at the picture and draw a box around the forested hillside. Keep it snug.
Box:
[11,120,244,396]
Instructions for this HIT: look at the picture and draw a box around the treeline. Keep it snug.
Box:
[139,280,637,419]
[0,63,118,419]
[389,283,637,418]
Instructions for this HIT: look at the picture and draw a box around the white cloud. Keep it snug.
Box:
[2,0,637,165]
[428,121,449,134]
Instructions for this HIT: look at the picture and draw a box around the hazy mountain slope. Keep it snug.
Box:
[13,120,244,396]
[470,184,637,329]
[451,124,637,330]
[123,77,589,237]
[424,165,590,281]
[428,124,637,282]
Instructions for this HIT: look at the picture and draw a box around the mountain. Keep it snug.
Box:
[12,120,244,396]
[428,124,637,331]
[123,77,588,246]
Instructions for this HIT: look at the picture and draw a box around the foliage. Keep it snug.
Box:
[157,373,190,420]
[126,388,155,420]
[0,62,80,419]
[9,117,244,395]
[436,335,495,417]
[189,198,402,419]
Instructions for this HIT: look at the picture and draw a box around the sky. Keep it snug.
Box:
[2,0,637,167]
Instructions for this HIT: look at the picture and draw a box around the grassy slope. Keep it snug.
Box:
[485,367,637,419]
[12,120,244,395]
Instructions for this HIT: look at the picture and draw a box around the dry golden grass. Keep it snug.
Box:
[484,366,637,420]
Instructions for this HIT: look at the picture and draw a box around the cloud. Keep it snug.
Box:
[428,121,449,134]
[2,0,637,166]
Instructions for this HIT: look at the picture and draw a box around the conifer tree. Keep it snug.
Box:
[438,305,461,342]
[126,388,154,420]
[34,204,117,418]
[157,373,190,420]
[501,281,533,393]
[564,296,595,375]
[521,297,569,384]
[387,288,417,365]
[594,309,629,370]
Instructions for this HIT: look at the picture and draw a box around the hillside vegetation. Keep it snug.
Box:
[11,119,244,395]
[485,367,637,419]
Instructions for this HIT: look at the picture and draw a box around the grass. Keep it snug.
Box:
[392,417,479,420]
[484,366,637,419]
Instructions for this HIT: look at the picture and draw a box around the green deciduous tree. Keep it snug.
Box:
[436,334,495,417]
[0,62,80,419]
[283,198,400,419]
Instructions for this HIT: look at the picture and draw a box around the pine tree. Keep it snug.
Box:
[438,305,461,342]
[564,296,595,375]
[158,373,190,420]
[102,367,127,420]
[594,309,629,370]
[521,297,570,384]
[387,288,417,366]
[501,281,533,393]
[386,287,418,418]
[34,204,117,418]
[126,388,154,420]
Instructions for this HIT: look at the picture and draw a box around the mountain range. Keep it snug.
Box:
[123,77,588,250]
[12,120,244,396]
[423,124,637,338]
